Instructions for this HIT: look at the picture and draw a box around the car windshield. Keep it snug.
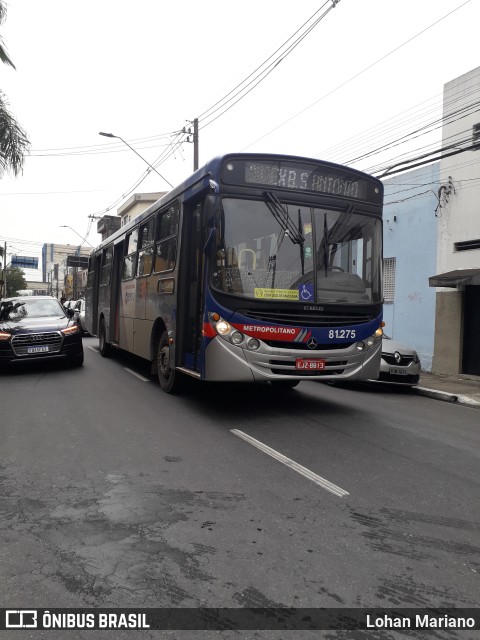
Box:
[0,298,64,321]
[212,197,382,304]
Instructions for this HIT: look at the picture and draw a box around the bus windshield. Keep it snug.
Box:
[212,196,382,304]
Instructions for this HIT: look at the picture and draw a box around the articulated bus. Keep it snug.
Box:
[85,153,384,393]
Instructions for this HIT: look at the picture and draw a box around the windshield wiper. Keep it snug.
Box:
[323,212,329,277]
[264,192,306,287]
[264,192,304,246]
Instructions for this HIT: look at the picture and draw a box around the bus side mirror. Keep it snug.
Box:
[203,227,216,255]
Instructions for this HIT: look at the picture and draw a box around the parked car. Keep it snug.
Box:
[73,299,88,335]
[372,334,421,386]
[63,299,77,311]
[0,295,84,368]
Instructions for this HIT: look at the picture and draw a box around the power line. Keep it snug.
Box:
[198,1,339,130]
[241,0,471,151]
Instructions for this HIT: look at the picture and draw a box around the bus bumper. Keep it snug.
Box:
[204,336,381,383]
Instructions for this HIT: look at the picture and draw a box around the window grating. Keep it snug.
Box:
[383,257,396,303]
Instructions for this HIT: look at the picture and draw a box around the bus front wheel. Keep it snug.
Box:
[157,331,184,394]
[99,320,111,357]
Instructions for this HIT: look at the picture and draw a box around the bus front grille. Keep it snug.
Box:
[239,309,374,328]
[263,340,354,350]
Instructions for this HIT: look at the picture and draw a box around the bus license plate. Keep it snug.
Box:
[389,367,406,375]
[295,358,325,370]
[27,346,49,354]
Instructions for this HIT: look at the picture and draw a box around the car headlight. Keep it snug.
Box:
[61,325,79,336]
[413,352,420,364]
[0,331,12,341]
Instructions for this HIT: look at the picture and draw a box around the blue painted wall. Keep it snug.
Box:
[382,163,439,371]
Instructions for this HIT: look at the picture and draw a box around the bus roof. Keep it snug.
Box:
[92,153,383,254]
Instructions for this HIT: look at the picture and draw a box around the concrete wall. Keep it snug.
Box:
[432,66,480,375]
[432,290,462,375]
[382,163,439,371]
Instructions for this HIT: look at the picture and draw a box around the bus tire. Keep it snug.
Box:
[99,319,111,357]
[157,331,183,394]
[270,380,300,390]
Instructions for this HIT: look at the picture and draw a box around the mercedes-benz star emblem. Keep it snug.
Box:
[307,337,318,350]
[394,351,402,364]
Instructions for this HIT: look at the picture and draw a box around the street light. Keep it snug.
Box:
[99,131,174,188]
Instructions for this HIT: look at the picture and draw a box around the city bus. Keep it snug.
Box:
[85,153,384,393]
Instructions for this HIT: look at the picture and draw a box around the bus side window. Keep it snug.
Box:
[122,228,139,280]
[100,246,113,285]
[137,217,155,277]
[154,202,179,273]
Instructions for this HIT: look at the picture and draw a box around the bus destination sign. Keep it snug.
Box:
[222,159,374,201]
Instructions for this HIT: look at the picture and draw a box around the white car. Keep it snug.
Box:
[73,299,88,335]
[374,335,421,386]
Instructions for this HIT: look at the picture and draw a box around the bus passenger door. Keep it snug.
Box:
[178,201,204,372]
[111,240,124,344]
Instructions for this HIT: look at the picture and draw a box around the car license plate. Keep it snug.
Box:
[27,346,49,354]
[295,358,325,370]
[389,367,406,375]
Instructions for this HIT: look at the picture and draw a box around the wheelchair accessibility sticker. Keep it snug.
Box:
[299,284,314,300]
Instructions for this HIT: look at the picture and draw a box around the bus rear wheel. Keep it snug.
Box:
[157,331,184,394]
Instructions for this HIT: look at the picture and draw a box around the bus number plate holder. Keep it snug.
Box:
[295,358,325,370]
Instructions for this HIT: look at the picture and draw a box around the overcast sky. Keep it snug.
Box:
[0,0,478,279]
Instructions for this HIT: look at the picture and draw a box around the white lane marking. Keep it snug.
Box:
[88,346,99,352]
[123,367,150,382]
[231,429,349,497]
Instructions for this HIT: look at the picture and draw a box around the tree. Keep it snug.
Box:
[5,266,27,296]
[0,1,30,177]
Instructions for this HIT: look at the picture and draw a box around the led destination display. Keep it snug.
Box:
[222,158,381,202]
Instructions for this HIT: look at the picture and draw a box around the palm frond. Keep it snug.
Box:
[0,92,30,176]
[0,36,15,68]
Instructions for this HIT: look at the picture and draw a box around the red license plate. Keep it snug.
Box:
[295,358,326,370]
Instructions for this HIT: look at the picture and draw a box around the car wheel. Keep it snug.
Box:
[69,352,84,367]
[157,331,184,394]
[99,319,111,357]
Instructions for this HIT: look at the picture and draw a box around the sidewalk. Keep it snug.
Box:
[414,371,480,409]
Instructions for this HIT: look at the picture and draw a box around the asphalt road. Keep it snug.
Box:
[1,337,479,639]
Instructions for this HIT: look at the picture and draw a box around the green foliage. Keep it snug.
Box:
[0,0,30,177]
[5,266,27,296]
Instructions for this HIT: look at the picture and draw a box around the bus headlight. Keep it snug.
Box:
[375,327,383,338]
[215,320,231,335]
[365,336,375,347]
[247,338,260,351]
[356,341,365,351]
[230,331,244,345]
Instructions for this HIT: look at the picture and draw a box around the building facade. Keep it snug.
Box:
[430,66,480,376]
[382,164,439,371]
[42,243,91,300]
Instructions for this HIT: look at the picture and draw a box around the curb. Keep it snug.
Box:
[415,386,480,409]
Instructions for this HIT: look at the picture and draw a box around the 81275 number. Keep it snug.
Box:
[328,329,356,339]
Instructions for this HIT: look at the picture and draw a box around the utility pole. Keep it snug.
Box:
[185,119,199,171]
[193,118,199,171]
